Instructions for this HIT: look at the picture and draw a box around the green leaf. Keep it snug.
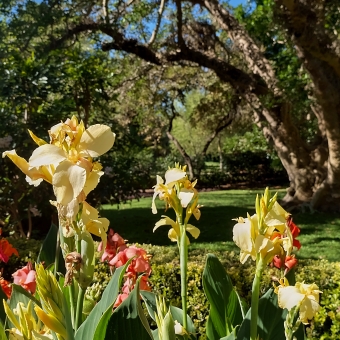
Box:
[236,288,305,340]
[75,261,130,340]
[0,285,8,325]
[162,310,176,340]
[203,254,245,339]
[0,321,7,340]
[104,279,153,339]
[37,224,65,274]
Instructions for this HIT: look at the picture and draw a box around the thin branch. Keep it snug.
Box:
[175,0,185,47]
[147,0,166,46]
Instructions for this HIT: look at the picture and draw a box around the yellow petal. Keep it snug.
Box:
[34,306,67,339]
[153,216,177,233]
[52,161,86,205]
[28,130,47,146]
[83,170,103,196]
[164,168,186,186]
[82,201,99,221]
[186,224,200,239]
[2,150,47,185]
[29,144,66,167]
[168,228,178,242]
[78,124,115,157]
[299,295,320,324]
[264,202,288,233]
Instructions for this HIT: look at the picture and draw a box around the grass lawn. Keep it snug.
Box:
[100,189,340,262]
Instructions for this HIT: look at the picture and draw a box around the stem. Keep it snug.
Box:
[179,223,188,332]
[250,256,265,340]
[75,287,86,330]
[69,283,76,327]
[54,232,60,278]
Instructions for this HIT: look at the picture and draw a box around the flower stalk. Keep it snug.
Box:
[179,222,188,331]
[250,255,265,340]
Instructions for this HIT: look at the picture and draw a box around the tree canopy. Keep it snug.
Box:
[1,0,340,213]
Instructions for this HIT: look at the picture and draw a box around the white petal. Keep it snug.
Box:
[52,161,86,205]
[29,144,66,167]
[79,125,115,157]
[233,218,253,253]
[179,189,194,208]
[278,286,304,310]
[164,168,186,186]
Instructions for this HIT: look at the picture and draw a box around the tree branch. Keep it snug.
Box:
[147,0,166,46]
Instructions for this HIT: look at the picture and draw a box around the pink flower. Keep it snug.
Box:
[113,293,129,308]
[12,262,36,294]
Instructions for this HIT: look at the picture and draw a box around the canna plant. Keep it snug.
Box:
[0,116,321,340]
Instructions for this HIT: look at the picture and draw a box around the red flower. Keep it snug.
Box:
[98,229,127,263]
[272,254,298,275]
[0,278,12,299]
[287,217,301,250]
[0,239,18,263]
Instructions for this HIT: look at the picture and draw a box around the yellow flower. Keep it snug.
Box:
[153,216,200,244]
[3,116,115,215]
[3,300,53,340]
[277,282,322,324]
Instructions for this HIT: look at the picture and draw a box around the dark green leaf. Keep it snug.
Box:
[203,253,245,339]
[104,279,153,339]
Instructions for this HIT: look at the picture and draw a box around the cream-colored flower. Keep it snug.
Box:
[278,282,322,324]
[3,116,115,216]
[233,214,284,264]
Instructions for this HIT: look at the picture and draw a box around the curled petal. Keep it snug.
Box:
[79,125,115,157]
[52,161,86,205]
[83,171,103,196]
[186,224,200,239]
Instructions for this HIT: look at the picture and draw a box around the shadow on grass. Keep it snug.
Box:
[101,205,250,246]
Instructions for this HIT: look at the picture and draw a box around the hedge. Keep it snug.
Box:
[3,240,340,339]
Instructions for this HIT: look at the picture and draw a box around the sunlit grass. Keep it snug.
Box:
[100,189,340,262]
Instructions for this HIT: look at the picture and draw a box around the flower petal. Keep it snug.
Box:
[29,144,66,167]
[186,224,200,239]
[52,161,86,205]
[164,168,186,186]
[178,189,194,208]
[79,125,115,157]
[83,171,103,196]
[278,286,304,310]
[299,295,320,324]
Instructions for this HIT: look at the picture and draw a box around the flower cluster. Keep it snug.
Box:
[12,262,36,294]
[98,231,151,308]
[232,189,299,266]
[0,238,18,263]
[152,165,201,245]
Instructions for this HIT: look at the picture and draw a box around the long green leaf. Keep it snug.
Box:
[104,279,153,339]
[203,254,245,339]
[0,321,7,340]
[75,261,130,340]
